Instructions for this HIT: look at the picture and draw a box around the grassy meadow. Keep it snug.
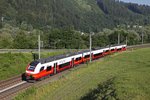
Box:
[0,50,67,80]
[14,48,150,100]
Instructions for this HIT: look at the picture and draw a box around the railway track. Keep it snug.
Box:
[0,75,29,100]
[127,43,150,49]
[0,82,30,100]
[0,44,150,100]
[0,76,22,90]
[0,67,79,100]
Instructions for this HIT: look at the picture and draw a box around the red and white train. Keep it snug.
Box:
[22,44,127,82]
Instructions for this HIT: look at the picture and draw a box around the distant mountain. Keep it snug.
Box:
[0,0,150,32]
[97,0,150,26]
[119,0,150,6]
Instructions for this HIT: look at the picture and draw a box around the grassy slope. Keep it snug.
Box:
[14,48,150,100]
[0,50,67,80]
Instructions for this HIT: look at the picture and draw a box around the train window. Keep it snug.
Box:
[75,57,81,61]
[117,48,122,51]
[105,50,109,53]
[111,49,114,51]
[94,53,102,57]
[40,67,44,72]
[59,62,70,68]
[84,55,90,58]
[46,66,52,71]
[75,58,78,61]
[78,57,81,60]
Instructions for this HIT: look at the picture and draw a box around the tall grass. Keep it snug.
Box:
[14,48,150,100]
[0,50,67,80]
[0,52,32,80]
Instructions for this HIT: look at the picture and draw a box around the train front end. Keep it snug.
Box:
[22,61,40,82]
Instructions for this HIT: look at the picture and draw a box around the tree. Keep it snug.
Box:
[0,32,13,48]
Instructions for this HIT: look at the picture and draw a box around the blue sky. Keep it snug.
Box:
[120,0,150,6]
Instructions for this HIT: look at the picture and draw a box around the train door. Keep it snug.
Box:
[72,58,74,67]
[54,63,57,74]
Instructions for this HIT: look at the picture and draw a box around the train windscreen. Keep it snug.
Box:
[28,61,39,71]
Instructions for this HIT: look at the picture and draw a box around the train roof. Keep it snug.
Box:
[37,52,75,64]
[31,44,126,64]
[36,50,90,64]
[110,44,126,47]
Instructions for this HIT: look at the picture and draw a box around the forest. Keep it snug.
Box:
[0,0,150,49]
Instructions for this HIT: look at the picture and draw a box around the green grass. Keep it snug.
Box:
[0,50,67,80]
[14,48,150,100]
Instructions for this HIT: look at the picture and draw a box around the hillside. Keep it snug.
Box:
[0,0,150,31]
[0,0,150,49]
[97,0,150,25]
[0,0,105,32]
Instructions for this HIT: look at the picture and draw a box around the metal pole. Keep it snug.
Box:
[90,33,92,63]
[118,33,120,45]
[142,32,143,44]
[126,36,127,45]
[139,26,143,45]
[38,34,41,59]
[1,17,4,28]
